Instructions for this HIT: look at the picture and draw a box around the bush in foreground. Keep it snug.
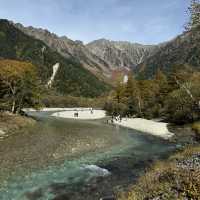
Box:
[118,146,200,200]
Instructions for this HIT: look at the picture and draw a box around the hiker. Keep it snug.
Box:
[119,115,122,122]
[90,108,93,114]
[74,112,78,117]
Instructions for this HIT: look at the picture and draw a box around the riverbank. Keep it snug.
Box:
[23,108,107,120]
[0,109,198,200]
[25,108,173,139]
[26,108,174,139]
[0,112,35,140]
[0,111,176,200]
[119,144,200,200]
[114,118,174,140]
[52,109,106,120]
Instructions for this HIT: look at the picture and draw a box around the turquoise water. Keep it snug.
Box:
[0,112,176,200]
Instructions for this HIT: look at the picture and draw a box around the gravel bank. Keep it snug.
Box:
[114,118,174,139]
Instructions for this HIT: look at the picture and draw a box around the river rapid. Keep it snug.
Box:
[0,111,177,200]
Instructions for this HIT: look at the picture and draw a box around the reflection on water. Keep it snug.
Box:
[0,111,176,200]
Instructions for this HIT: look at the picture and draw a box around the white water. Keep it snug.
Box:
[47,63,60,88]
[1,157,111,200]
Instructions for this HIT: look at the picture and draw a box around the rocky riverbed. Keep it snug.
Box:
[0,111,199,200]
[0,111,178,200]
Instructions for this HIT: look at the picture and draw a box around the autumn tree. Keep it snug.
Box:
[154,69,169,115]
[138,80,160,118]
[164,87,199,123]
[164,70,200,123]
[113,72,126,103]
[103,65,199,122]
[0,59,42,113]
[124,73,141,116]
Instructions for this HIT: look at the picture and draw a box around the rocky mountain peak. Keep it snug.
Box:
[87,39,159,69]
[11,20,162,81]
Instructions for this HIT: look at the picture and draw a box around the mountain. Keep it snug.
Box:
[135,29,200,78]
[13,22,160,79]
[13,22,113,80]
[87,39,159,69]
[0,19,110,97]
[5,19,199,85]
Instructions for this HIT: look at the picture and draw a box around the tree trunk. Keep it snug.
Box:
[10,85,16,113]
[11,99,16,113]
[17,94,24,114]
[137,96,142,116]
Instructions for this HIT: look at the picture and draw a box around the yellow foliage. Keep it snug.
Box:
[192,121,200,134]
[0,59,40,113]
[0,59,37,81]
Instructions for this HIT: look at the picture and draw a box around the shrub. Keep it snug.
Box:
[192,122,200,140]
[104,101,128,117]
[118,146,200,200]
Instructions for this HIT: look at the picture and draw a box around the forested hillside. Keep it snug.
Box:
[0,19,110,97]
[136,28,200,79]
[13,22,113,80]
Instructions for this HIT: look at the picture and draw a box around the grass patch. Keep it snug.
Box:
[169,145,200,161]
[192,121,200,134]
[118,146,200,200]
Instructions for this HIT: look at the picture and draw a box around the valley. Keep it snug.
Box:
[0,1,200,200]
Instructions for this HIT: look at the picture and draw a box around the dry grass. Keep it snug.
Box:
[169,145,200,161]
[0,111,35,135]
[192,121,200,135]
[192,121,200,142]
[118,146,200,200]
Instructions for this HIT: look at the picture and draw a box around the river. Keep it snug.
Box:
[0,111,176,200]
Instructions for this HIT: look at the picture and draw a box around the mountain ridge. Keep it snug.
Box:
[86,38,159,69]
[135,28,200,78]
[12,21,113,80]
[12,21,160,79]
[3,19,199,83]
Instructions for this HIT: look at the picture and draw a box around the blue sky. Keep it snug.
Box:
[0,0,191,44]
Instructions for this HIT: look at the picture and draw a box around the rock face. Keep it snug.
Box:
[12,21,199,81]
[13,22,159,79]
[13,23,113,79]
[87,39,159,69]
[135,28,200,78]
